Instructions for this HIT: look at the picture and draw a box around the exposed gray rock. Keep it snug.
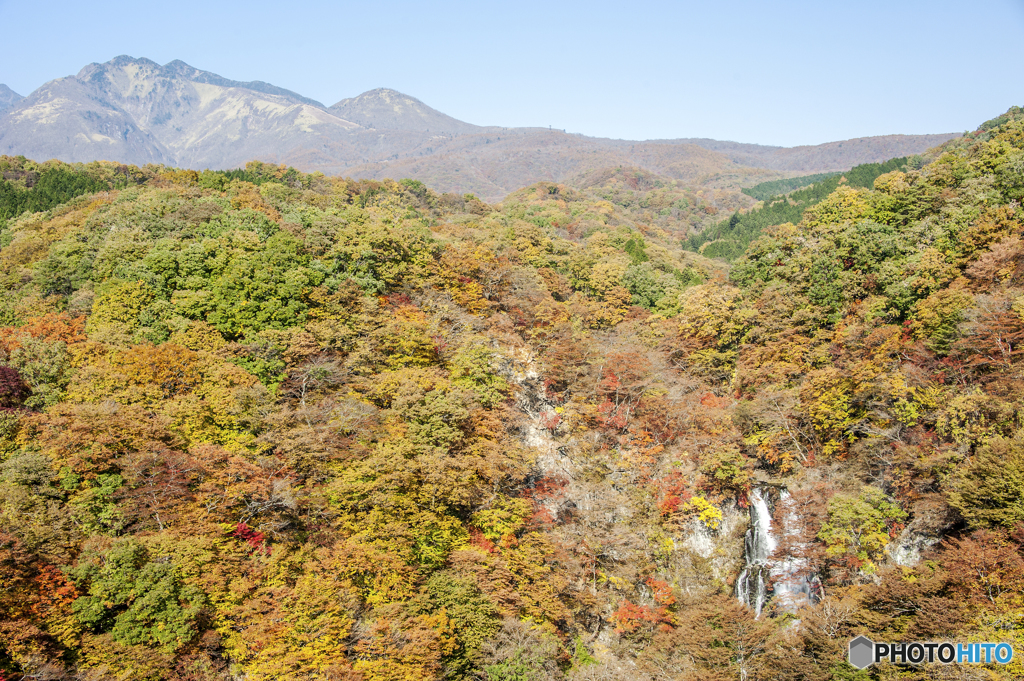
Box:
[890,527,942,567]
[0,75,170,164]
[0,56,359,168]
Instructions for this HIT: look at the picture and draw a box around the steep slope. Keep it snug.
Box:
[0,74,172,164]
[0,84,23,113]
[160,58,325,107]
[0,110,1022,678]
[0,56,363,169]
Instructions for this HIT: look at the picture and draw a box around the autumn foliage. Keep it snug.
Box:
[1,108,1024,679]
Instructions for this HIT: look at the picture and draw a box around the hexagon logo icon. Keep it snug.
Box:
[849,636,875,669]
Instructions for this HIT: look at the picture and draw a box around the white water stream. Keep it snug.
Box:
[736,488,776,617]
[736,488,817,617]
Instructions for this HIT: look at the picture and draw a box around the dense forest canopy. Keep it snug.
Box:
[0,106,1023,681]
[687,156,913,261]
[739,171,842,202]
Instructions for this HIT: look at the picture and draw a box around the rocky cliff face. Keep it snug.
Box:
[501,347,747,626]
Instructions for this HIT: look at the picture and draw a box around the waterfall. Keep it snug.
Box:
[736,487,775,617]
[736,488,817,617]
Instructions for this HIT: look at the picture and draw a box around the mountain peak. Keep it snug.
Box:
[358,88,421,102]
[111,54,159,68]
[74,56,324,108]
[76,55,158,80]
[329,88,478,134]
[362,87,404,96]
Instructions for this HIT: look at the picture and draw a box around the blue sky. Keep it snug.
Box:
[1,0,1022,146]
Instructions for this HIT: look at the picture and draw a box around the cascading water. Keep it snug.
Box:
[736,487,817,617]
[736,487,776,617]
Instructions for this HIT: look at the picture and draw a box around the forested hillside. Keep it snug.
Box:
[1,107,1023,681]
[687,157,913,260]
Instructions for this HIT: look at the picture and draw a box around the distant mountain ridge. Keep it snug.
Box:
[671,135,959,172]
[0,56,961,200]
[328,88,480,135]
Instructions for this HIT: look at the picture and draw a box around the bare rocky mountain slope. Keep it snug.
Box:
[0,84,23,113]
[0,56,960,200]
